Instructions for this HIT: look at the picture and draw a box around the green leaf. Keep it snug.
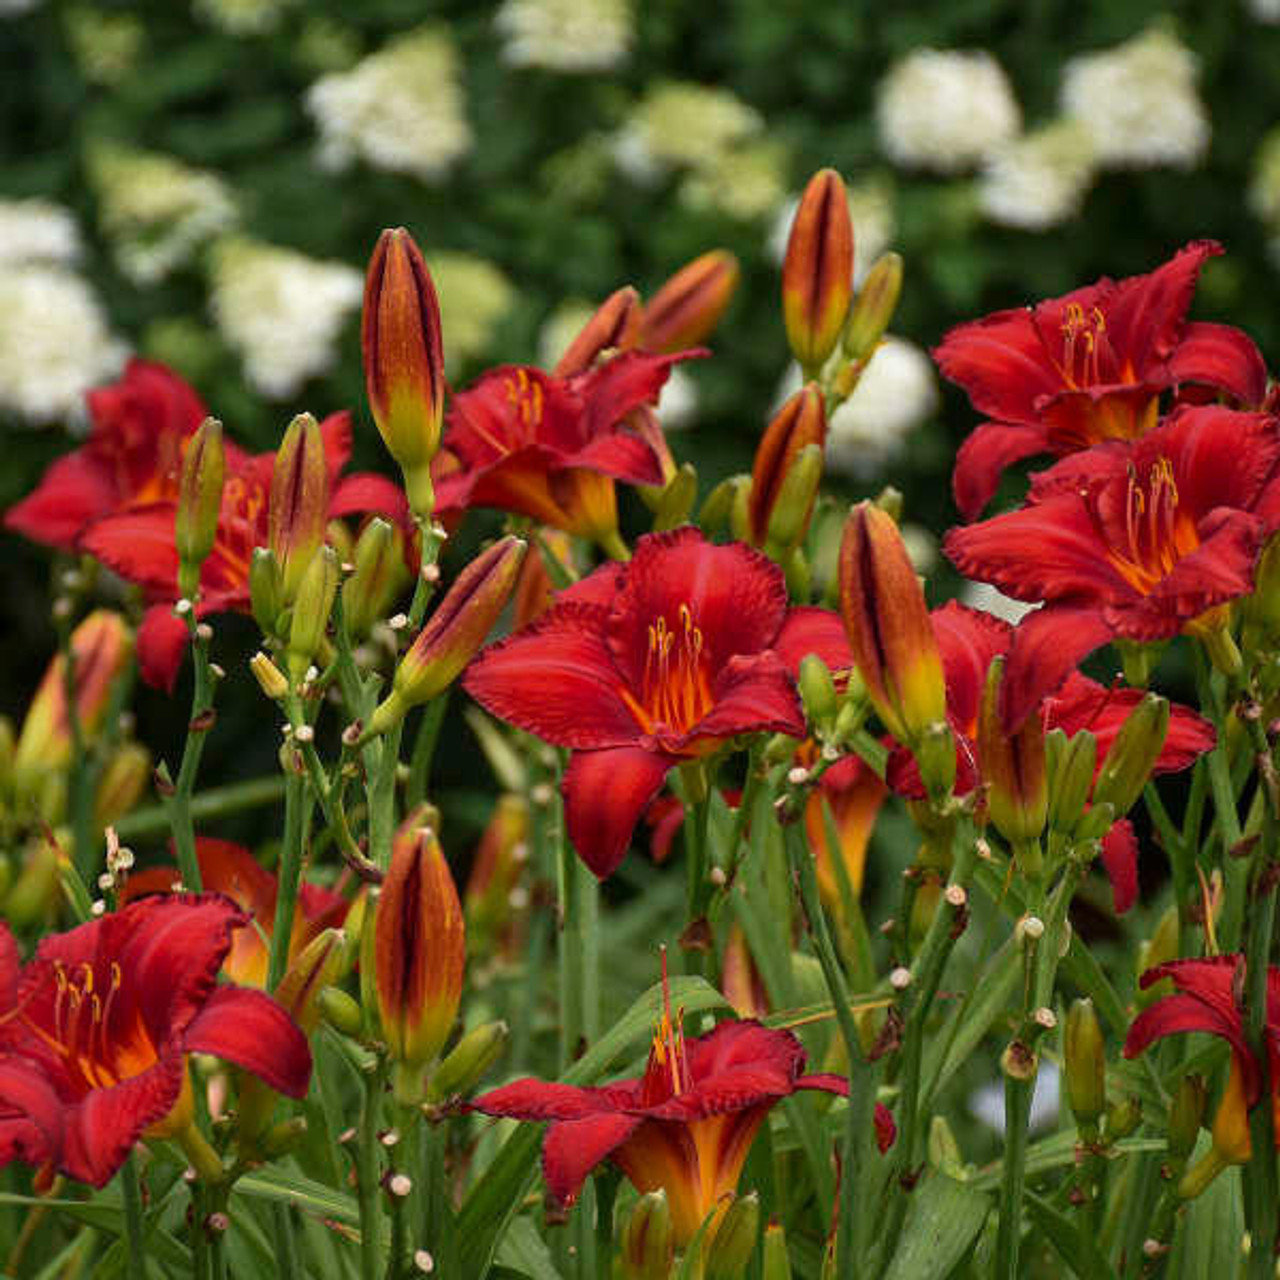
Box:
[1025,1191,1118,1279]
[881,1173,990,1280]
[458,975,728,1278]
[495,1216,564,1280]
[234,1166,359,1225]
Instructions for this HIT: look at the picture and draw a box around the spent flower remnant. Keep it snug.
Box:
[306,27,472,182]
[210,237,363,400]
[876,49,1020,174]
[1061,26,1210,171]
[495,0,632,72]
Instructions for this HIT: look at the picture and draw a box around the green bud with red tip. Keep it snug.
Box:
[1091,693,1170,818]
[1064,997,1106,1137]
[621,1191,675,1280]
[748,383,826,551]
[782,169,854,373]
[367,537,527,737]
[362,227,445,520]
[842,251,903,363]
[286,545,339,681]
[269,412,330,603]
[553,285,641,377]
[640,249,740,353]
[175,417,225,601]
[705,1192,760,1279]
[343,517,409,639]
[762,1220,792,1280]
[978,656,1048,849]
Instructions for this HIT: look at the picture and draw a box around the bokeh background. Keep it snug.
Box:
[3,0,1279,845]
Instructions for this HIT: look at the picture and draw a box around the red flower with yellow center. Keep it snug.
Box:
[944,406,1280,730]
[0,895,311,1187]
[472,968,862,1244]
[464,528,830,877]
[934,242,1269,517]
[433,349,700,542]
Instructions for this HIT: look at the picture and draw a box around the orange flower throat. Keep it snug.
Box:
[1105,456,1199,595]
[622,604,713,738]
[1058,303,1128,390]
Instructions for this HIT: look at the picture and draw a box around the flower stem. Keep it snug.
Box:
[121,1153,147,1274]
[266,771,305,990]
[406,693,449,809]
[357,1061,387,1280]
[112,776,286,841]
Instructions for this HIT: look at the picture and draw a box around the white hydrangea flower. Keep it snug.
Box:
[426,251,516,373]
[1248,0,1280,21]
[306,28,472,183]
[679,139,787,221]
[1249,126,1280,229]
[0,266,126,423]
[0,0,40,15]
[656,366,698,431]
[496,0,632,72]
[1061,27,1209,170]
[769,176,895,287]
[89,146,238,285]
[538,299,596,370]
[825,338,939,480]
[192,0,296,36]
[0,199,81,266]
[958,580,1038,626]
[210,238,362,399]
[877,49,1020,174]
[979,119,1097,231]
[65,7,145,85]
[614,82,763,182]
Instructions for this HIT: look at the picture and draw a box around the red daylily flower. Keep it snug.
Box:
[0,895,311,1187]
[1125,956,1280,1165]
[935,242,1270,517]
[885,603,1214,911]
[120,838,347,989]
[473,993,866,1244]
[433,349,701,540]
[5,360,218,551]
[464,528,834,878]
[944,406,1280,730]
[80,413,406,689]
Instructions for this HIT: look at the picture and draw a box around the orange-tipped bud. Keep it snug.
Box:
[553,286,642,377]
[721,925,769,1020]
[275,928,348,1035]
[978,656,1048,849]
[782,170,854,373]
[93,742,150,826]
[621,1190,675,1280]
[842,252,903,364]
[838,502,946,750]
[640,249,740,354]
[175,417,225,600]
[14,611,132,784]
[748,384,826,550]
[342,517,410,639]
[464,793,530,950]
[269,413,330,603]
[375,816,465,1103]
[367,537,527,735]
[362,227,445,519]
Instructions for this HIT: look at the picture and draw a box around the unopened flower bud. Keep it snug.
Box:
[1167,1074,1206,1162]
[93,742,150,827]
[270,413,331,603]
[367,538,527,736]
[1091,693,1170,818]
[376,817,465,1104]
[1047,729,1097,840]
[464,794,531,947]
[260,1116,309,1159]
[553,285,641,377]
[705,1192,760,1279]
[761,1220,792,1280]
[650,463,698,534]
[427,1020,509,1101]
[640,249,739,354]
[621,1190,675,1280]
[1136,906,1180,1007]
[838,502,947,754]
[276,929,349,1034]
[3,834,60,927]
[343,518,410,639]
[318,985,365,1038]
[249,547,285,638]
[749,383,826,549]
[176,417,226,601]
[1064,998,1106,1134]
[699,475,750,535]
[249,652,290,702]
[782,169,854,373]
[927,1115,963,1174]
[362,227,445,519]
[798,654,839,735]
[1104,1095,1141,1141]
[286,546,340,681]
[842,252,903,363]
[979,656,1047,847]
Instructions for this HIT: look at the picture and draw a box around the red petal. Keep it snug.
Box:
[1000,605,1116,733]
[464,602,641,749]
[87,359,207,447]
[562,746,674,879]
[684,653,804,747]
[4,452,118,551]
[682,1020,805,1089]
[318,412,353,486]
[952,421,1052,519]
[184,986,312,1098]
[542,1114,641,1205]
[795,1073,849,1097]
[1100,818,1139,914]
[563,432,665,486]
[931,602,1011,736]
[472,1078,634,1122]
[80,504,180,593]
[575,350,705,443]
[136,604,191,692]
[0,1057,65,1173]
[1172,323,1270,407]
[773,606,853,679]
[330,473,410,526]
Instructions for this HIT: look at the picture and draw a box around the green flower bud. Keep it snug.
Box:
[343,517,409,638]
[1167,1074,1206,1162]
[93,742,150,826]
[286,546,340,681]
[1064,998,1106,1135]
[249,651,290,702]
[175,417,225,601]
[705,1192,760,1280]
[1048,730,1097,839]
[1091,694,1170,818]
[762,1220,792,1280]
[427,1020,509,1101]
[249,547,285,638]
[979,656,1047,848]
[699,474,749,534]
[651,463,699,533]
[318,986,364,1038]
[842,251,903,363]
[621,1190,675,1280]
[798,654,839,735]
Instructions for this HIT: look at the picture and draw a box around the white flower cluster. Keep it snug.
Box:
[210,238,362,399]
[89,146,238,285]
[0,266,127,424]
[0,198,81,266]
[1248,0,1280,22]
[495,0,632,72]
[1061,27,1209,170]
[876,50,1020,174]
[192,0,296,36]
[427,251,516,373]
[0,0,40,16]
[64,6,146,85]
[306,28,472,183]
[614,82,784,219]
[979,120,1097,231]
[769,176,895,287]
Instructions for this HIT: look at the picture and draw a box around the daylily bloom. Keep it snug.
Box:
[472,991,856,1244]
[432,348,702,546]
[804,753,888,909]
[5,360,212,552]
[944,406,1280,730]
[120,837,347,989]
[0,895,311,1187]
[1125,957,1280,1186]
[79,413,405,689]
[935,242,1270,517]
[464,528,832,878]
